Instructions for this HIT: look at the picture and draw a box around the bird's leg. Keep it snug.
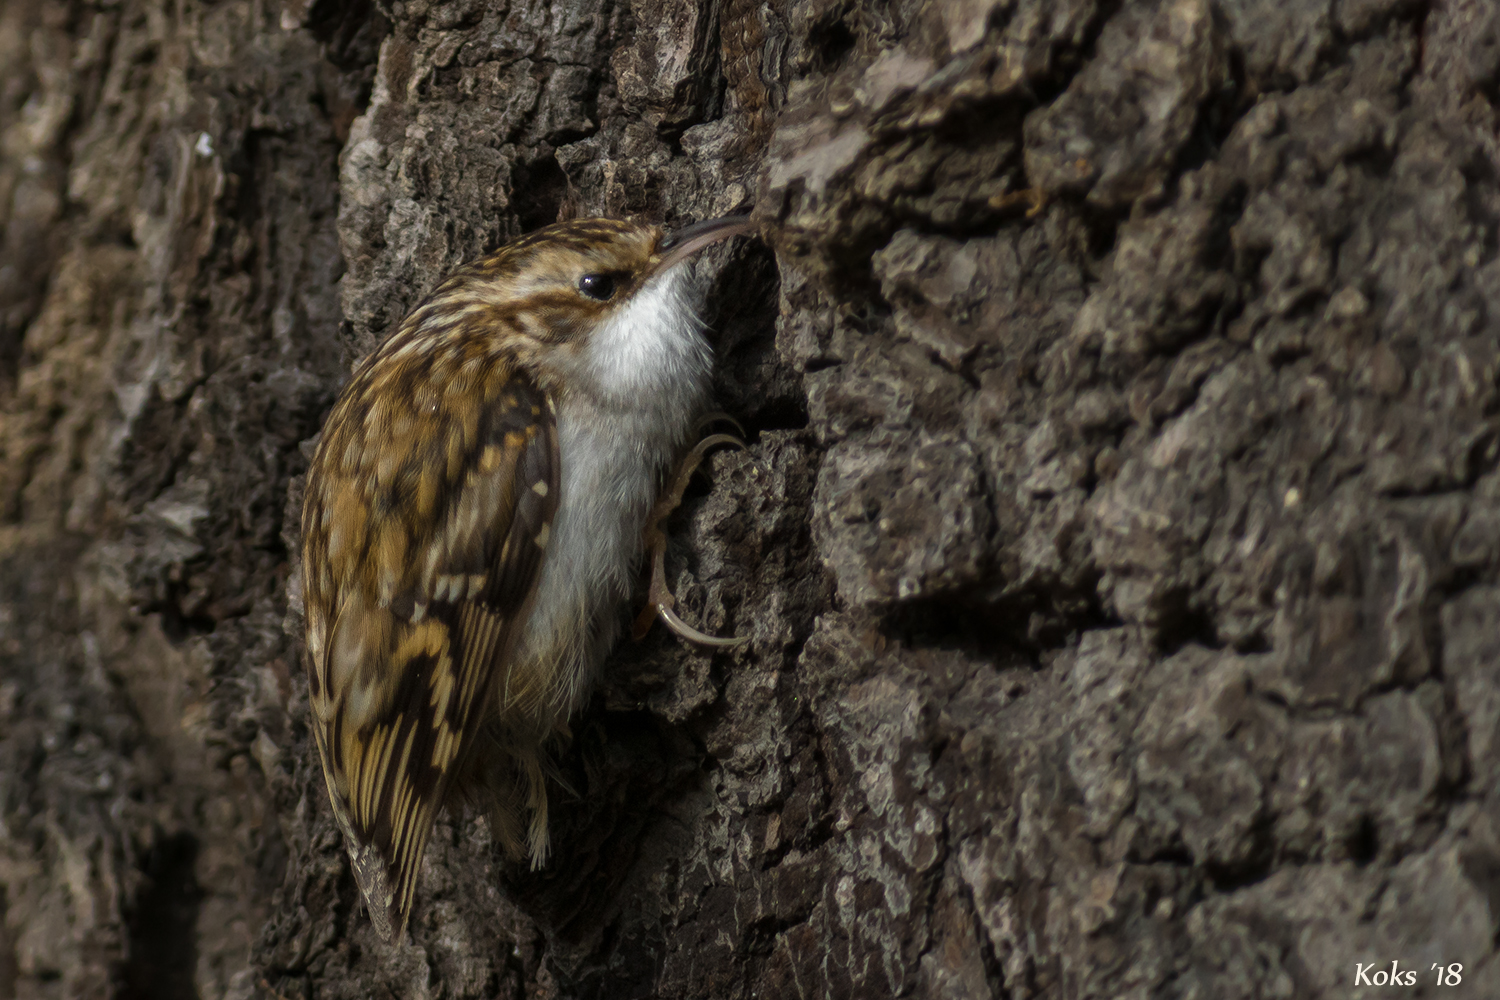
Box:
[633,431,749,647]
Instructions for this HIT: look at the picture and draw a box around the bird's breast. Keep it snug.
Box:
[507,397,697,716]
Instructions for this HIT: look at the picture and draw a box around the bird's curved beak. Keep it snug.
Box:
[655,216,756,274]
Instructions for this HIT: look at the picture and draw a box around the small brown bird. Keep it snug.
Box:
[300,216,753,942]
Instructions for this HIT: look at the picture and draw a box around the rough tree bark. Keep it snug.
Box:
[3,0,1500,995]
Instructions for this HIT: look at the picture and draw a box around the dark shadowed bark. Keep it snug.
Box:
[3,0,1500,996]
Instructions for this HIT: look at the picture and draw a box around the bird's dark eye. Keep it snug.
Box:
[578,273,617,300]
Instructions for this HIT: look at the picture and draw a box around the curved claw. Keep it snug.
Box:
[631,534,746,648]
[656,433,746,516]
[989,186,1048,218]
[691,432,747,456]
[658,604,748,648]
[696,411,748,439]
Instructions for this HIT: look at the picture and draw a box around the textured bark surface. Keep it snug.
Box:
[4,0,1500,995]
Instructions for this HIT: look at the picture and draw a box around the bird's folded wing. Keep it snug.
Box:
[304,369,560,942]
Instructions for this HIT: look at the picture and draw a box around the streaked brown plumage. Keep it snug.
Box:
[300,216,752,942]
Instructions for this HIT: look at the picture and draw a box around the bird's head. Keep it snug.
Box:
[394,216,753,402]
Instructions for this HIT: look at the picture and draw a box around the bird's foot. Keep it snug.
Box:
[632,429,749,647]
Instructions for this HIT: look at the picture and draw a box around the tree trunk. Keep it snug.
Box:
[3,0,1500,995]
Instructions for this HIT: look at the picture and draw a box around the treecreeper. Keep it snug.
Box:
[299,216,756,942]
